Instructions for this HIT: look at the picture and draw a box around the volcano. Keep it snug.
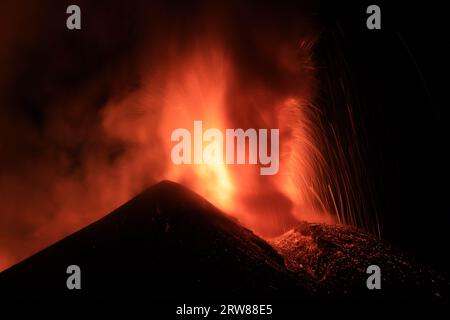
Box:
[0,181,447,300]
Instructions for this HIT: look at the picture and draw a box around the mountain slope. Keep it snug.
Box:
[1,180,447,300]
[0,180,306,299]
[270,222,449,299]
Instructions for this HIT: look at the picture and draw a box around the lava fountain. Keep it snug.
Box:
[100,15,341,237]
[140,38,335,237]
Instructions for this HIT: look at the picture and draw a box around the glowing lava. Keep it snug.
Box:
[146,42,335,237]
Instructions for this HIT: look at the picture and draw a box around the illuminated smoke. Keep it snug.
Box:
[0,1,376,271]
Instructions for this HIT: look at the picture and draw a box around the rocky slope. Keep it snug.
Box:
[0,180,447,300]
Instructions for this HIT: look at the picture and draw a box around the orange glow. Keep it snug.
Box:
[123,40,336,237]
[159,46,236,213]
[98,30,338,239]
[1,2,368,272]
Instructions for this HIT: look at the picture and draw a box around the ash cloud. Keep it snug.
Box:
[0,0,320,269]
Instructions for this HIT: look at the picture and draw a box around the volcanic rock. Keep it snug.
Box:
[269,222,449,299]
[0,180,305,299]
[0,180,447,300]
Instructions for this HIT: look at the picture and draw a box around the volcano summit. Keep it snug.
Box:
[0,181,447,300]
